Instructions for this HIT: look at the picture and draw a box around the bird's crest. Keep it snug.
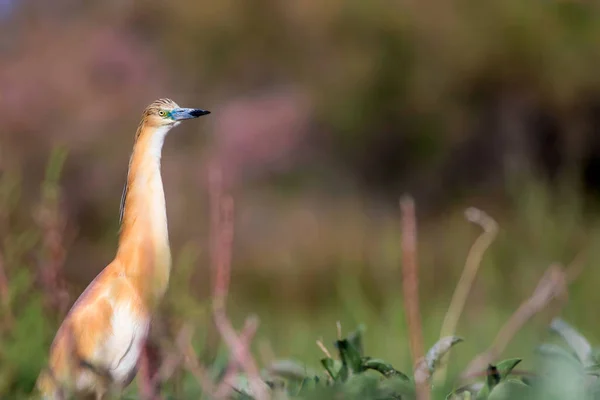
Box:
[143,98,180,116]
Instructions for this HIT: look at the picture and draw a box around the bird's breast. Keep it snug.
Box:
[102,301,151,385]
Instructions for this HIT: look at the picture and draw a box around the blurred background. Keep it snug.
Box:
[2,0,600,396]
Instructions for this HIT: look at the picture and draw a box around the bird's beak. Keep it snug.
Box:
[170,108,211,120]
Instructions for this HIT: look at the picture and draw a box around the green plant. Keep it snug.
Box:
[0,148,69,396]
[215,318,596,400]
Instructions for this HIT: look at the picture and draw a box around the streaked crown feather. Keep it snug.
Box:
[143,98,180,116]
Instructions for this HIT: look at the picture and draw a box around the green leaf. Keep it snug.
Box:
[337,360,349,382]
[342,374,380,398]
[535,343,582,366]
[585,363,600,376]
[347,324,366,357]
[292,376,321,396]
[487,379,531,400]
[336,339,363,374]
[549,318,594,366]
[592,348,600,364]
[494,358,522,380]
[534,343,588,399]
[378,376,417,399]
[475,362,509,400]
[587,375,600,399]
[320,358,341,381]
[361,358,410,380]
[486,364,501,390]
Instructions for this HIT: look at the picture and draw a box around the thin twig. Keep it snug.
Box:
[178,329,219,396]
[436,208,498,384]
[214,317,261,398]
[400,196,429,400]
[36,190,70,317]
[154,324,195,385]
[209,162,269,400]
[565,248,587,284]
[460,262,569,380]
[214,313,269,399]
[209,165,232,309]
[157,324,223,399]
[316,340,333,359]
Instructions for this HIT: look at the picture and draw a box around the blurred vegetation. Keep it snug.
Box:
[3,0,600,398]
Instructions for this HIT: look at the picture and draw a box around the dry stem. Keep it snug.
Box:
[316,339,333,359]
[178,328,219,396]
[209,165,232,308]
[214,316,261,398]
[400,196,429,400]
[36,186,70,317]
[208,162,269,400]
[151,324,196,388]
[460,262,569,380]
[436,207,498,384]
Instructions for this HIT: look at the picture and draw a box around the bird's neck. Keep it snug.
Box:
[116,123,172,305]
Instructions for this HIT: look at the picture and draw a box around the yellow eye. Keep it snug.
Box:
[158,110,166,117]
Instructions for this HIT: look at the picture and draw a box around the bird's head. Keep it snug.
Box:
[141,98,210,129]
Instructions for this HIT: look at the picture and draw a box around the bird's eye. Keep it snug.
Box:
[158,110,166,117]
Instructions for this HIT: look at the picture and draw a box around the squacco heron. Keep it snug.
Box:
[36,98,210,400]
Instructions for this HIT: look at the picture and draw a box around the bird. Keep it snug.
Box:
[35,98,211,400]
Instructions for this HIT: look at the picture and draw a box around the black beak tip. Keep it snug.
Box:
[190,109,211,117]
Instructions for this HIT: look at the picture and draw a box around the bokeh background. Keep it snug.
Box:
[2,0,600,396]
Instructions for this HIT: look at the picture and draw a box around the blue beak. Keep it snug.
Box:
[171,107,211,120]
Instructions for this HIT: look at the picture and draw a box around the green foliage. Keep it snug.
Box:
[0,292,50,395]
[0,148,67,396]
[3,155,600,399]
[220,320,600,400]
